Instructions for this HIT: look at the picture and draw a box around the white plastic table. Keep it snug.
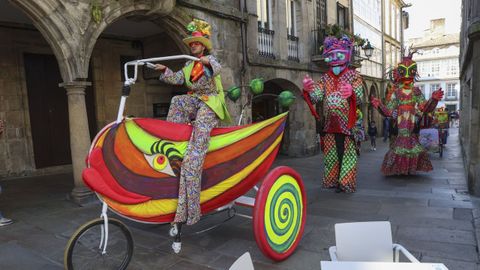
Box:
[320,261,448,270]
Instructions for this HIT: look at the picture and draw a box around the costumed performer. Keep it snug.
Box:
[154,19,232,225]
[302,35,364,193]
[371,52,443,175]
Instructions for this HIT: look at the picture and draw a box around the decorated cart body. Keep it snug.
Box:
[64,56,306,270]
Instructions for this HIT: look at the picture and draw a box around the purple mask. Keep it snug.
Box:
[323,35,353,75]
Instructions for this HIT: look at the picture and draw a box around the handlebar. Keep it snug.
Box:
[123,55,200,86]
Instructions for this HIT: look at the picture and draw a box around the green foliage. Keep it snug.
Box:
[324,24,367,46]
[91,1,102,24]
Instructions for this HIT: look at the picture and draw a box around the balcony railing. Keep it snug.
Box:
[258,26,275,59]
[287,34,299,62]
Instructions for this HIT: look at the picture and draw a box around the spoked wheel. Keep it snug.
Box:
[253,166,307,261]
[64,218,134,270]
[439,143,443,158]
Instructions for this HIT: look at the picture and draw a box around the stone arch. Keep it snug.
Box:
[10,0,178,82]
[252,78,303,156]
[88,9,191,126]
[9,0,79,81]
[85,6,190,78]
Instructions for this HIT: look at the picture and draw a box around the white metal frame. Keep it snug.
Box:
[329,244,419,263]
[117,55,199,124]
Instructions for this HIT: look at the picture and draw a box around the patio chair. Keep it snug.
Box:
[329,221,419,263]
[229,252,254,270]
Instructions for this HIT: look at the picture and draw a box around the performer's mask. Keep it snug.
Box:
[394,56,418,84]
[323,35,353,75]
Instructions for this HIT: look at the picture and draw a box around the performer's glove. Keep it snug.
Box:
[340,83,353,98]
[302,75,315,93]
[431,88,444,101]
[371,97,381,108]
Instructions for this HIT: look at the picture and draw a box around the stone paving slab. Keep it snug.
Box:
[453,208,473,220]
[388,216,474,232]
[398,239,478,262]
[397,226,476,245]
[429,199,474,208]
[0,242,62,270]
[379,204,454,219]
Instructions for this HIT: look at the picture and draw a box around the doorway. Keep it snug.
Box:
[24,53,96,168]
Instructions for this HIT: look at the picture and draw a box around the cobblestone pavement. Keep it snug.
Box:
[0,127,478,270]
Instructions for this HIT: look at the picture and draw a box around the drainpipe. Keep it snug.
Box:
[239,0,247,75]
[350,0,354,34]
[399,3,412,49]
[239,0,249,124]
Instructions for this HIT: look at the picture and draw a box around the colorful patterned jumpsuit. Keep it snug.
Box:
[309,69,364,192]
[159,55,228,225]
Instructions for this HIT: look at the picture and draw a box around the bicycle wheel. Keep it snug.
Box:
[64,218,134,270]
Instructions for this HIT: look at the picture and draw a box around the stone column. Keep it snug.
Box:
[59,81,94,205]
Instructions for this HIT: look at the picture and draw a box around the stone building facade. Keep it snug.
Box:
[352,0,409,132]
[0,0,353,203]
[460,0,480,195]
[352,0,383,127]
[410,19,460,112]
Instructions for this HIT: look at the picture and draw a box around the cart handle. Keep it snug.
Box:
[123,55,200,86]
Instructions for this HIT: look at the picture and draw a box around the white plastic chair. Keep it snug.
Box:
[329,221,419,263]
[229,252,254,270]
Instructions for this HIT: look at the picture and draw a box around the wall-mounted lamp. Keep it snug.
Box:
[363,40,374,59]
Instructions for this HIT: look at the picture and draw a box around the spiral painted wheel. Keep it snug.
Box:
[253,166,306,261]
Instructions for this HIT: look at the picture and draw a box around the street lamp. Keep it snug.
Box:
[363,40,374,59]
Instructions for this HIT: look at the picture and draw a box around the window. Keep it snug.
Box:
[451,62,459,76]
[420,61,431,77]
[389,44,394,68]
[418,84,425,95]
[430,84,441,97]
[395,47,400,63]
[286,0,297,36]
[337,3,349,30]
[315,0,327,30]
[431,62,440,77]
[257,0,275,58]
[446,58,459,77]
[396,7,401,40]
[446,83,457,98]
[392,5,397,39]
[314,0,327,55]
[257,0,271,29]
[385,42,392,69]
[418,62,428,77]
[286,0,299,61]
[385,0,390,35]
